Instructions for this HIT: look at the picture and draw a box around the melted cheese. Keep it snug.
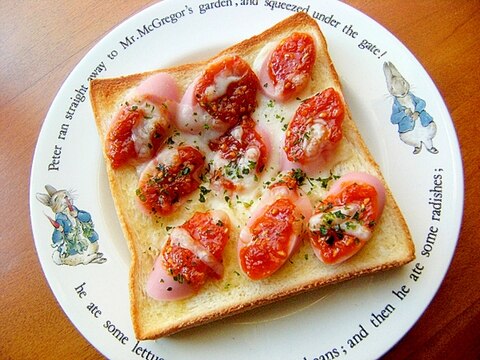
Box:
[302,120,328,159]
[170,228,224,277]
[176,78,230,137]
[308,204,372,242]
[131,101,169,158]
[204,74,242,101]
[210,143,262,192]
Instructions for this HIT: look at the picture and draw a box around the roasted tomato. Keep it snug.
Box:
[136,146,205,216]
[146,210,231,300]
[105,98,173,169]
[194,55,259,128]
[259,32,316,101]
[176,77,229,136]
[308,172,386,265]
[284,88,344,164]
[238,172,312,280]
[208,117,268,192]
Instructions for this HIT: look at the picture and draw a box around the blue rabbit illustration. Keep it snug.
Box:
[383,61,438,154]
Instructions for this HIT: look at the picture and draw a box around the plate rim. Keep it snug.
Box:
[28,0,464,359]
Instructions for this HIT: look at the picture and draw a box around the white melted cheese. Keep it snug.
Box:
[230,126,243,141]
[131,101,167,158]
[154,147,179,167]
[209,140,262,192]
[308,204,372,242]
[170,227,224,277]
[136,146,179,183]
[204,74,242,101]
[302,120,328,159]
[253,95,300,175]
[177,77,231,137]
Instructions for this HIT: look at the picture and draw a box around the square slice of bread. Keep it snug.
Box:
[90,12,415,340]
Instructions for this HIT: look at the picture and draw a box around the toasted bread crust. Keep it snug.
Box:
[90,12,414,340]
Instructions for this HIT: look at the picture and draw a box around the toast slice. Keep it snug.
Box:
[90,12,415,340]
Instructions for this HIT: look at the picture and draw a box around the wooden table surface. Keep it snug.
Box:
[1,1,478,359]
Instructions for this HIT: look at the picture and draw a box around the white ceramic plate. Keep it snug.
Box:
[29,1,463,359]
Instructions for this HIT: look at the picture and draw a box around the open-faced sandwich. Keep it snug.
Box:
[90,12,415,340]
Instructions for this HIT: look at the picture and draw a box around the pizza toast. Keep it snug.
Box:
[90,12,415,340]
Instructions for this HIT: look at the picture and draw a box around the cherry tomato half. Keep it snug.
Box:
[194,55,259,128]
[284,88,344,164]
[136,146,205,216]
[308,173,385,264]
[208,118,268,191]
[267,32,316,100]
[239,198,297,280]
[162,211,230,291]
[106,101,171,169]
[238,172,313,280]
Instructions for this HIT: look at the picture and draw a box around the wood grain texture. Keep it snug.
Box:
[1,1,478,359]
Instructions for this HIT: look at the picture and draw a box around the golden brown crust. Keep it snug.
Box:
[90,12,415,340]
[139,255,414,340]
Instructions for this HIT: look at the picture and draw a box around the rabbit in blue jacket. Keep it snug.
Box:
[37,185,106,265]
[383,61,438,154]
